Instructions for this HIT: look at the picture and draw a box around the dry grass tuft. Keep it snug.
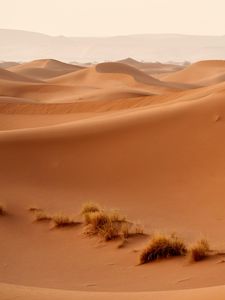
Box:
[52,213,81,228]
[83,209,130,241]
[120,222,131,239]
[108,210,127,223]
[82,204,144,242]
[81,202,100,217]
[139,234,187,264]
[190,239,210,262]
[28,207,43,213]
[84,211,111,234]
[34,210,52,222]
[120,222,144,239]
[0,203,6,216]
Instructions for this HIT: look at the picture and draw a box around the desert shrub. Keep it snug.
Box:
[52,213,80,227]
[28,207,43,213]
[81,203,145,242]
[108,210,126,223]
[34,210,52,222]
[120,222,131,239]
[81,202,100,217]
[84,209,129,241]
[190,239,210,262]
[85,211,110,232]
[99,220,121,241]
[139,234,187,264]
[119,222,144,238]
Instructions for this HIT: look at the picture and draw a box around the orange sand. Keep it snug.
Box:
[1,59,225,299]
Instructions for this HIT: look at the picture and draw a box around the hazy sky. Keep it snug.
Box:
[0,0,224,37]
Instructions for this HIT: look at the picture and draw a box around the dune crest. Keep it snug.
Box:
[162,60,225,86]
[7,58,84,81]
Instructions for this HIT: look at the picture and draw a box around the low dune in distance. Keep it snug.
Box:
[162,60,225,86]
[117,57,184,75]
[0,58,225,300]
[0,67,41,83]
[7,59,85,81]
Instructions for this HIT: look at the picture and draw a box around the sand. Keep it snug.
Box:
[8,59,85,81]
[0,59,225,299]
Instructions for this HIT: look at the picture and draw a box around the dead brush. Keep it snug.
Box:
[99,220,121,241]
[33,210,52,222]
[139,234,187,264]
[52,213,81,228]
[81,202,100,216]
[81,202,145,242]
[84,211,110,234]
[83,210,128,241]
[190,239,210,262]
[28,207,43,213]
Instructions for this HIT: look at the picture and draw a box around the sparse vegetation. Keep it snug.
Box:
[29,206,81,228]
[139,234,187,264]
[28,207,43,213]
[81,202,100,217]
[190,239,210,262]
[25,201,216,265]
[82,202,144,242]
[34,210,52,222]
[52,213,81,228]
[0,203,6,216]
[84,210,117,239]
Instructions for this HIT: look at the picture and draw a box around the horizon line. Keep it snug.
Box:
[0,27,225,39]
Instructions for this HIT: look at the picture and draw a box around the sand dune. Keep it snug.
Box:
[162,60,225,86]
[0,61,20,68]
[0,67,40,83]
[1,283,225,300]
[1,58,225,300]
[49,62,163,88]
[96,62,161,84]
[8,59,84,80]
[118,57,184,75]
[0,62,170,104]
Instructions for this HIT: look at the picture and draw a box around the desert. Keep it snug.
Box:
[0,55,225,300]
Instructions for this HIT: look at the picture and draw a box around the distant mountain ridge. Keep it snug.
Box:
[0,29,225,63]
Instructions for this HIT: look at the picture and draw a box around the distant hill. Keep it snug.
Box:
[0,29,225,62]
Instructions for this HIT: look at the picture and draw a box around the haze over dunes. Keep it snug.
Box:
[1,56,225,300]
[0,29,225,62]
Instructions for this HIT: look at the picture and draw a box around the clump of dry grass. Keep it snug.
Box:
[190,239,210,262]
[139,234,187,264]
[33,210,52,222]
[82,202,144,242]
[52,213,81,228]
[28,207,43,213]
[0,203,6,216]
[81,202,100,216]
[84,211,115,239]
[83,207,127,241]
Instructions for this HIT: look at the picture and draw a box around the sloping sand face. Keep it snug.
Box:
[1,59,225,299]
[7,59,85,81]
[162,60,225,86]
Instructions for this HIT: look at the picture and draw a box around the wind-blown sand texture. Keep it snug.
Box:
[1,59,225,300]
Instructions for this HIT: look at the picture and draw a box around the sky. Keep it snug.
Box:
[0,0,224,37]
